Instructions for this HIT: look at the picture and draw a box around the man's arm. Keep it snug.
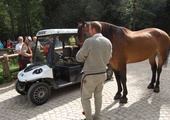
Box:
[76,40,90,62]
[21,44,32,57]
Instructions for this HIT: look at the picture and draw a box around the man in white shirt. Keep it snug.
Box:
[15,36,24,70]
[15,36,24,54]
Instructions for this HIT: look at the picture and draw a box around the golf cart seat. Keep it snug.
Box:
[70,47,80,61]
[62,47,72,60]
[71,47,79,57]
[62,47,79,62]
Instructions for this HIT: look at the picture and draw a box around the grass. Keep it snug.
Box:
[0,58,19,84]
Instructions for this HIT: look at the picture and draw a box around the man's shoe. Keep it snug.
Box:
[81,117,101,120]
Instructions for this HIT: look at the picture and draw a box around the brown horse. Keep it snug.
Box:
[77,20,170,103]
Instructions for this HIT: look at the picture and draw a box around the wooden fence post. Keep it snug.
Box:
[2,54,11,82]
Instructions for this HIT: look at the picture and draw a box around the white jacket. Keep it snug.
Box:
[76,33,112,74]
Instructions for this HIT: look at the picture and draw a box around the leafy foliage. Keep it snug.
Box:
[0,0,170,41]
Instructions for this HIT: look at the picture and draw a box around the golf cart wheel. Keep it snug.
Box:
[28,82,51,105]
[106,65,113,80]
[15,80,27,95]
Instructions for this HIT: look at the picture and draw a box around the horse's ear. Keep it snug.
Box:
[79,18,86,27]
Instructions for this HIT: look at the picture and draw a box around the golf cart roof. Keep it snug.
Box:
[36,29,78,37]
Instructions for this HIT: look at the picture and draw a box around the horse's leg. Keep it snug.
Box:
[154,55,165,93]
[148,54,157,89]
[154,66,161,93]
[113,70,122,100]
[119,66,128,103]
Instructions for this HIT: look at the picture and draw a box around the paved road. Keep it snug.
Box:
[0,59,170,120]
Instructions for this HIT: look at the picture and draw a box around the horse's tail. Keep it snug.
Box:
[164,50,169,67]
[169,34,170,50]
[164,35,170,66]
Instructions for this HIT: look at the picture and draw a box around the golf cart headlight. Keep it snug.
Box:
[33,68,43,74]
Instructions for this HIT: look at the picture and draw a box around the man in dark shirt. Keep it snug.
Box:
[20,36,32,70]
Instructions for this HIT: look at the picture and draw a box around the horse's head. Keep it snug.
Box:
[77,19,90,46]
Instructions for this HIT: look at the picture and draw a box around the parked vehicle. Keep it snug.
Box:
[15,29,113,105]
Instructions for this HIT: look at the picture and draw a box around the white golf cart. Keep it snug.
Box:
[15,29,113,105]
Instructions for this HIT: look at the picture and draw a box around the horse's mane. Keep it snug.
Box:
[99,21,130,38]
[77,20,130,42]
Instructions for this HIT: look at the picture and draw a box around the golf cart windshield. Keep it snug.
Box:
[33,29,78,66]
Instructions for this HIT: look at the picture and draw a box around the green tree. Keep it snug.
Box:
[113,0,168,31]
[166,0,170,33]
[153,0,170,33]
[3,0,44,40]
[0,0,170,41]
[99,0,122,25]
[0,1,11,40]
[15,0,44,36]
[42,0,89,28]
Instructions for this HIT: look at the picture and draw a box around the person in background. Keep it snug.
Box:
[43,35,53,64]
[7,38,13,48]
[15,36,24,54]
[29,36,42,52]
[0,40,4,49]
[56,36,61,47]
[76,21,112,120]
[29,36,43,62]
[15,36,24,70]
[20,36,32,70]
[69,35,76,46]
[2,39,7,48]
[6,38,13,54]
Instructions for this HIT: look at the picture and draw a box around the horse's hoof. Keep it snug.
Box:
[114,94,121,100]
[119,97,128,104]
[147,84,154,89]
[153,87,160,93]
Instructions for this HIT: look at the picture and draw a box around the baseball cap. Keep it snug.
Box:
[27,36,32,41]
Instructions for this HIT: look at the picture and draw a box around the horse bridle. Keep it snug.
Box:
[82,23,90,39]
[78,23,90,45]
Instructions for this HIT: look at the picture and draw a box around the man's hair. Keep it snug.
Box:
[33,36,37,39]
[18,36,23,40]
[90,21,102,33]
